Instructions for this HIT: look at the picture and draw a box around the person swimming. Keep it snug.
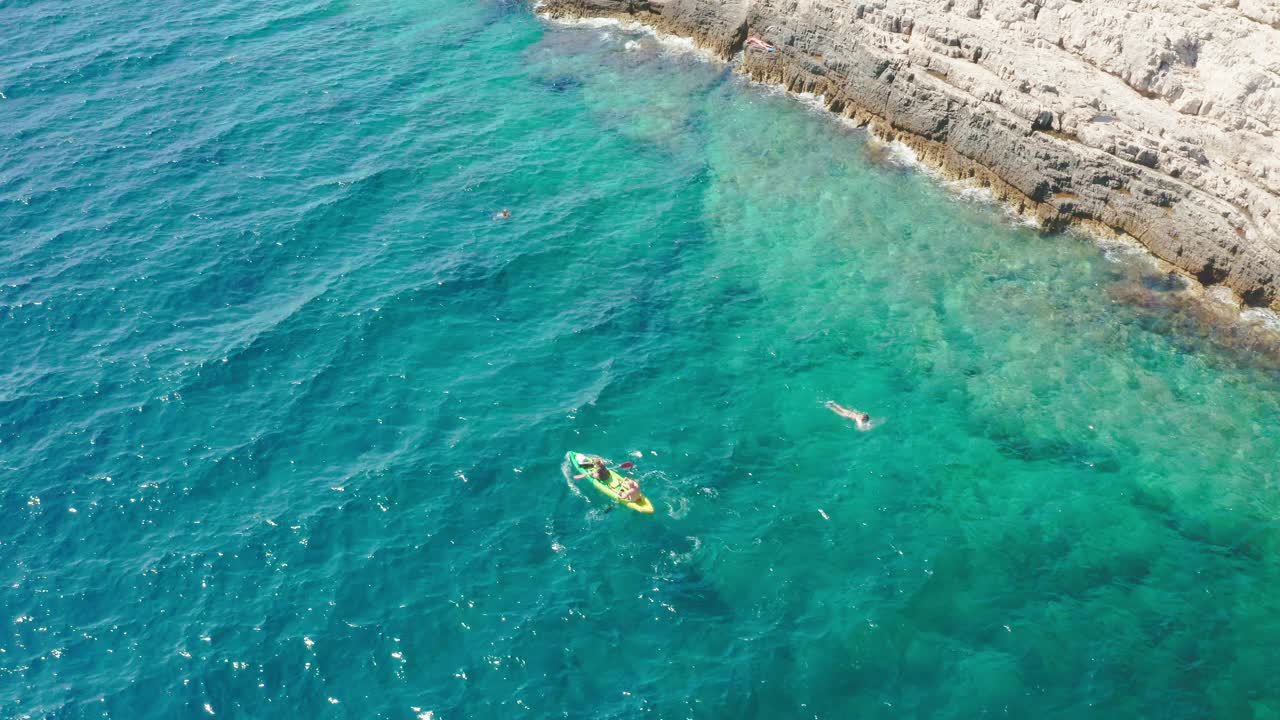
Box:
[494,208,511,220]
[826,400,873,431]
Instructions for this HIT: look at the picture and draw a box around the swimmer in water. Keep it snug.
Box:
[494,208,511,220]
[826,400,873,431]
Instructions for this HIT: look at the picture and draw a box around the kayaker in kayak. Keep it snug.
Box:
[589,461,611,484]
[574,455,612,483]
[567,451,652,512]
[826,400,873,431]
[616,478,642,502]
[575,454,643,501]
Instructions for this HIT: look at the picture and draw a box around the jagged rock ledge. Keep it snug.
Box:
[540,0,1280,313]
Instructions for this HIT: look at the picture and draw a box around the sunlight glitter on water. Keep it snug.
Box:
[1,1,1278,718]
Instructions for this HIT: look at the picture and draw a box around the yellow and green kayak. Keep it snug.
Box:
[567,451,654,514]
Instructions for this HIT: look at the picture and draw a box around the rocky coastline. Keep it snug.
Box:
[540,0,1280,312]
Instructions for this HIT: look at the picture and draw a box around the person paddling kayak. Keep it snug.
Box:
[574,454,641,499]
[826,400,874,431]
[616,478,642,502]
[567,451,654,513]
[574,454,612,484]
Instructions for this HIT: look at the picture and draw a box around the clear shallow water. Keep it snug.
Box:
[2,0,1279,717]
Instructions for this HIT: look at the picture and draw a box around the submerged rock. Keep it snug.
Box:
[540,0,1280,312]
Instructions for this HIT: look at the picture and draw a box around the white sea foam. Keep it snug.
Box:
[791,91,829,115]
[1241,307,1280,332]
[664,535,701,564]
[1095,233,1153,265]
[1205,284,1241,308]
[560,458,588,500]
[883,140,924,169]
[949,182,994,203]
[539,12,722,62]
[666,493,690,520]
[934,173,1049,229]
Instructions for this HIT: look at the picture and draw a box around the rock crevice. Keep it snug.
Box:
[541,0,1280,309]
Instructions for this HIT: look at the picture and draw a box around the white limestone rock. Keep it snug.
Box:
[543,0,1280,308]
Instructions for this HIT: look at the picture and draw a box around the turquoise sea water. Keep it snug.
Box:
[3,0,1280,717]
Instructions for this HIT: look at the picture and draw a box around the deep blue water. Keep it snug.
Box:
[3,1,1279,717]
